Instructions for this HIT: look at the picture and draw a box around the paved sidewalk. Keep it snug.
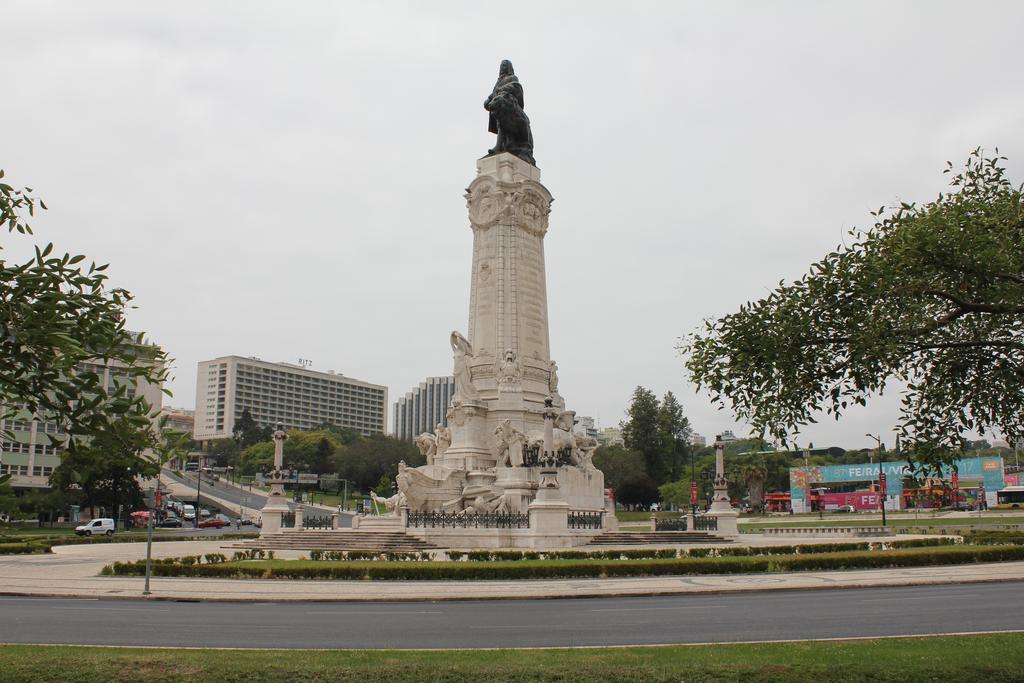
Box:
[1,540,1022,602]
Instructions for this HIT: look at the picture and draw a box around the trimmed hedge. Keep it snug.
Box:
[963,530,1024,545]
[0,532,259,555]
[102,544,1024,581]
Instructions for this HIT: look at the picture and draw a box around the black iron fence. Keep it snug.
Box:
[655,516,688,531]
[406,511,530,529]
[303,515,332,530]
[694,515,718,531]
[522,446,574,467]
[281,511,295,529]
[568,510,604,530]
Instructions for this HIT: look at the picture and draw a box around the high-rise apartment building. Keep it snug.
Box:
[192,356,387,442]
[392,376,455,441]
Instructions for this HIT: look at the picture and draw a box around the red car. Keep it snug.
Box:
[197,515,230,528]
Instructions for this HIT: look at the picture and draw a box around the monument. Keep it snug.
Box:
[259,424,291,534]
[705,435,739,537]
[389,60,610,547]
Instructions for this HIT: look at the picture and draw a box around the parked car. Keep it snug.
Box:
[75,518,115,537]
[158,516,184,528]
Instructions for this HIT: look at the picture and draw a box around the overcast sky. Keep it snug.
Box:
[4,2,1023,452]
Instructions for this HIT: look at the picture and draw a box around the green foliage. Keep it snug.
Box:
[232,408,271,448]
[682,150,1024,474]
[657,391,692,482]
[50,415,159,512]
[657,480,692,509]
[0,170,167,451]
[592,445,645,493]
[102,543,1024,580]
[332,433,422,493]
[621,386,665,482]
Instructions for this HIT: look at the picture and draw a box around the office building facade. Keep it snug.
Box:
[0,336,165,490]
[193,356,387,442]
[393,376,455,441]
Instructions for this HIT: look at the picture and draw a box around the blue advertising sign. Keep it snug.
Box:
[791,456,1004,501]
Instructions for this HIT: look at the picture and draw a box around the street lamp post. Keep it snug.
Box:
[866,434,886,526]
[193,456,202,529]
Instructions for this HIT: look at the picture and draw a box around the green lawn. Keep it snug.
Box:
[1,633,1022,682]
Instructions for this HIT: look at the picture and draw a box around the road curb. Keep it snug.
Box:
[2,571,1023,603]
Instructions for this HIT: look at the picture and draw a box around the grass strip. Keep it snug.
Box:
[1,632,1023,682]
[103,544,1024,580]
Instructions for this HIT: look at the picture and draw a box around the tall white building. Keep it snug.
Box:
[193,356,387,442]
[393,376,455,441]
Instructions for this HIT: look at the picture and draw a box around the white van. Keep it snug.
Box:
[75,518,115,537]
[182,504,196,520]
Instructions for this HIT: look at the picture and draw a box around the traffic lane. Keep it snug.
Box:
[164,470,352,527]
[1,582,1022,649]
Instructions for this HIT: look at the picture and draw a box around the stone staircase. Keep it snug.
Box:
[585,531,731,546]
[226,530,441,553]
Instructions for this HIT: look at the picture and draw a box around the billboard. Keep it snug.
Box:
[790,456,1005,505]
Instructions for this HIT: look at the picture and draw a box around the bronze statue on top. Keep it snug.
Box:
[484,60,535,166]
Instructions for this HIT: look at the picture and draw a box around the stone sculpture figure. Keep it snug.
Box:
[370,490,406,517]
[574,433,599,469]
[484,59,535,165]
[450,330,480,402]
[493,418,526,467]
[548,360,559,394]
[414,432,437,465]
[496,348,522,385]
[434,423,451,457]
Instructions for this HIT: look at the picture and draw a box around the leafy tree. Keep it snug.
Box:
[621,386,666,483]
[50,414,159,520]
[592,445,646,493]
[332,434,422,493]
[237,441,274,475]
[738,460,768,511]
[233,408,270,449]
[682,151,1024,473]
[657,391,692,481]
[205,437,240,468]
[0,171,167,451]
[657,479,692,510]
[372,472,394,497]
[616,475,660,509]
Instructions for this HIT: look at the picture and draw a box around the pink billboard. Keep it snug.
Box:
[820,492,880,510]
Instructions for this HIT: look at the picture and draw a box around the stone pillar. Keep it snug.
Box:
[686,511,696,532]
[705,435,739,537]
[295,505,305,530]
[649,513,657,531]
[259,425,290,536]
[331,513,339,530]
[528,398,570,545]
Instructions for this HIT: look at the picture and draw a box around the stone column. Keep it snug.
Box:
[295,504,305,530]
[259,425,290,536]
[705,435,739,537]
[528,397,570,546]
[331,513,339,530]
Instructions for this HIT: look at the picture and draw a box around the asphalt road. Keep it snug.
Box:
[2,582,1022,649]
[162,470,352,528]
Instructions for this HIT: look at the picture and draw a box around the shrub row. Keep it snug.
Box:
[308,550,432,562]
[962,530,1024,545]
[101,544,1024,581]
